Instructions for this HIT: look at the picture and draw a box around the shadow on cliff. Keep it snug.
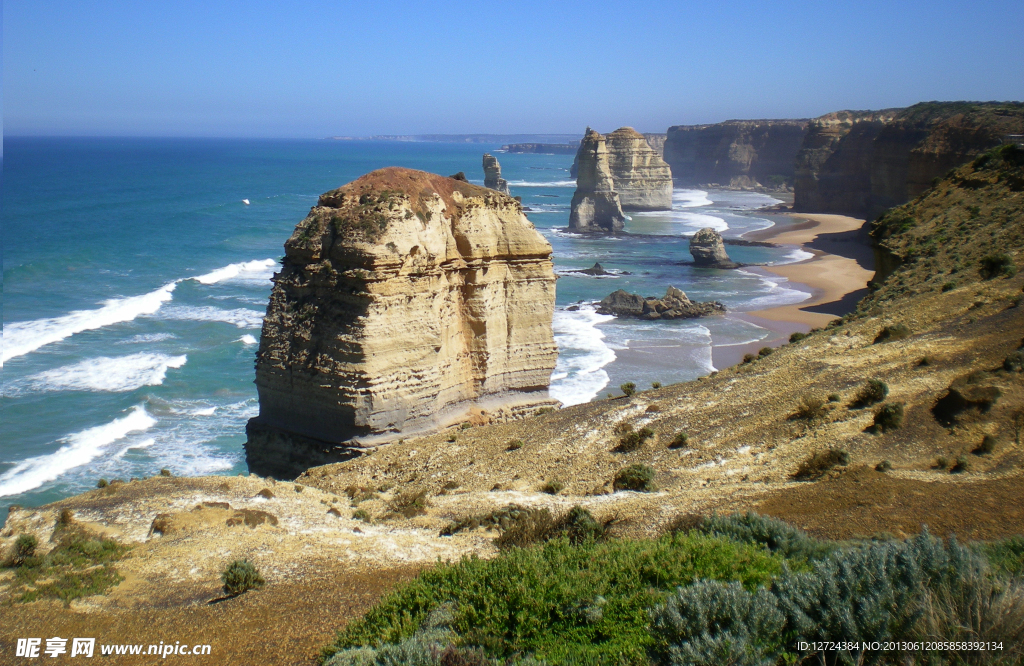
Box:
[805,222,876,272]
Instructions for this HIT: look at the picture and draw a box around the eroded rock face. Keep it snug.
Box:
[689,227,737,268]
[569,128,626,232]
[246,168,558,478]
[794,103,1024,218]
[482,153,510,194]
[597,286,725,320]
[603,127,673,210]
[663,120,809,189]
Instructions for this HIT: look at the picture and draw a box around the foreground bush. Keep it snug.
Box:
[323,534,786,665]
[5,529,127,604]
[690,513,835,562]
[221,559,264,596]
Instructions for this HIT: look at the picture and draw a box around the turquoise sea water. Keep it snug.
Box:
[1,138,810,516]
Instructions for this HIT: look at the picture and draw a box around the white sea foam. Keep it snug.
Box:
[549,306,616,406]
[160,306,265,329]
[676,211,729,233]
[0,406,157,497]
[237,334,258,345]
[191,258,277,285]
[773,248,814,265]
[118,333,177,344]
[673,189,713,208]
[734,271,813,309]
[192,407,217,416]
[506,180,577,187]
[15,353,187,394]
[1,282,178,368]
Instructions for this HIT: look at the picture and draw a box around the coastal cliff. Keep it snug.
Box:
[794,102,1024,218]
[568,128,626,232]
[482,153,510,194]
[663,119,808,189]
[245,168,558,477]
[603,127,673,210]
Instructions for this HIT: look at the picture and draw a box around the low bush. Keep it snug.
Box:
[388,490,430,518]
[651,381,662,389]
[793,449,849,479]
[10,534,38,566]
[352,508,372,523]
[874,323,912,343]
[96,479,108,489]
[876,460,893,472]
[941,281,957,292]
[979,536,1024,577]
[494,508,556,550]
[616,426,654,452]
[614,465,656,492]
[6,528,128,605]
[221,559,265,596]
[789,332,807,343]
[973,435,997,455]
[827,393,841,403]
[159,468,172,477]
[851,378,889,408]
[758,347,773,357]
[793,395,827,420]
[951,455,970,474]
[620,382,637,397]
[323,533,786,665]
[980,253,1017,279]
[742,353,756,364]
[668,432,689,449]
[1004,350,1024,372]
[506,440,523,451]
[535,407,555,416]
[689,513,835,562]
[540,480,564,495]
[870,402,905,433]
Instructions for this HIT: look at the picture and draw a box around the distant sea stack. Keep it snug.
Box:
[663,120,808,189]
[482,153,510,194]
[245,167,558,478]
[689,228,737,268]
[603,127,673,210]
[793,102,1024,218]
[568,128,626,232]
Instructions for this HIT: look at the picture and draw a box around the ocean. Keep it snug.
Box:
[0,138,811,516]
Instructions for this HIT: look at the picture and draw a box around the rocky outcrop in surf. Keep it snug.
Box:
[689,228,738,268]
[663,120,808,190]
[793,102,1024,218]
[482,153,510,194]
[568,128,626,232]
[597,286,726,320]
[603,127,673,210]
[245,168,558,478]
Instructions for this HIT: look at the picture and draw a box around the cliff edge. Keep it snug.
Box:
[245,168,558,478]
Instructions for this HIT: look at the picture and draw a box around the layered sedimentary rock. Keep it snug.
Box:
[689,227,737,268]
[597,286,725,320]
[793,110,899,215]
[663,120,809,189]
[642,133,667,156]
[568,128,626,232]
[482,153,510,194]
[603,127,673,210]
[246,168,558,478]
[794,102,1024,218]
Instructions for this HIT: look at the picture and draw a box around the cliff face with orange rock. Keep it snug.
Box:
[245,168,558,477]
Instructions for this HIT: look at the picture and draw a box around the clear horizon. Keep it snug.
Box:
[4,0,1024,138]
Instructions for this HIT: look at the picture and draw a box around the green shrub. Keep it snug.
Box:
[506,440,523,451]
[951,455,970,474]
[979,536,1024,577]
[789,332,807,343]
[793,395,827,420]
[942,281,957,292]
[668,433,689,449]
[613,464,656,492]
[973,435,997,455]
[651,381,662,389]
[388,490,430,518]
[980,253,1017,279]
[742,353,756,364]
[870,402,905,433]
[793,449,849,479]
[936,456,950,470]
[1004,350,1024,372]
[159,468,172,477]
[557,506,606,545]
[540,480,564,495]
[10,534,38,566]
[459,422,472,430]
[616,426,654,452]
[323,533,786,665]
[96,479,108,489]
[620,382,637,397]
[874,323,911,343]
[876,460,893,472]
[494,508,556,550]
[221,559,265,596]
[827,393,841,403]
[917,356,932,366]
[693,513,835,562]
[851,379,888,408]
[758,347,773,357]
[353,508,372,523]
[535,407,555,416]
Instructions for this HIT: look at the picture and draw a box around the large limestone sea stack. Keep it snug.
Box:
[246,168,558,478]
[568,128,626,232]
[689,227,738,268]
[603,127,673,210]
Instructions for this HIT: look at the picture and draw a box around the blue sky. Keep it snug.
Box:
[4,0,1023,137]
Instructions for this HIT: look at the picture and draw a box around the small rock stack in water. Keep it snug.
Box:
[482,153,510,194]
